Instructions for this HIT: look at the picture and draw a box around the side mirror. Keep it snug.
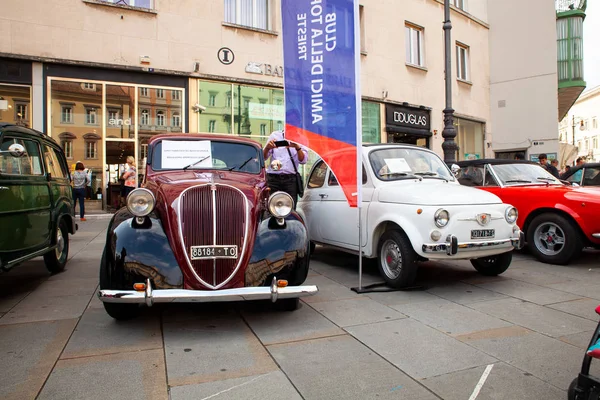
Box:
[8,143,26,157]
[450,164,461,177]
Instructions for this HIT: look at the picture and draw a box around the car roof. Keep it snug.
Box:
[148,133,263,148]
[0,123,58,144]
[456,159,538,167]
[561,162,600,179]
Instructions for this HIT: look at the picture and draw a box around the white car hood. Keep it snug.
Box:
[377,180,502,206]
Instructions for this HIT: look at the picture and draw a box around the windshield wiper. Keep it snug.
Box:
[379,172,422,180]
[227,157,254,172]
[183,155,211,171]
[536,177,555,181]
[504,179,532,183]
[414,172,448,181]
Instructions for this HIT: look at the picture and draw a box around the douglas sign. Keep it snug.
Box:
[386,104,431,131]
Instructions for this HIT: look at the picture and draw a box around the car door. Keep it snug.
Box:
[0,134,52,257]
[42,143,73,224]
[299,160,328,243]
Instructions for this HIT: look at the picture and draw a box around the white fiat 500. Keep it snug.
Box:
[297,144,523,288]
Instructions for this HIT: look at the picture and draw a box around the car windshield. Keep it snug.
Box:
[368,147,454,181]
[150,139,262,174]
[490,163,562,186]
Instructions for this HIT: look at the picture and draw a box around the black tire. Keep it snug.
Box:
[99,249,140,320]
[470,252,513,276]
[274,298,300,311]
[309,241,316,255]
[376,230,418,288]
[44,219,69,274]
[568,377,581,400]
[526,213,583,265]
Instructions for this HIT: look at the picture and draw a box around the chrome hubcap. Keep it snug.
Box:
[55,228,65,259]
[381,239,402,279]
[533,222,565,256]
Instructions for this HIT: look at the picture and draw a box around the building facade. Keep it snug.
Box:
[559,86,600,163]
[2,0,496,208]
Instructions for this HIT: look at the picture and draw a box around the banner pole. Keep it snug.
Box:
[358,206,363,290]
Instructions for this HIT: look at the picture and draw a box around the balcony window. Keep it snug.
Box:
[172,90,181,100]
[85,141,97,159]
[405,24,424,67]
[156,110,165,126]
[140,87,149,97]
[208,120,216,133]
[224,0,269,30]
[557,16,584,82]
[85,107,97,125]
[61,106,73,124]
[156,89,164,99]
[456,43,470,81]
[140,109,149,125]
[63,140,73,159]
[172,112,181,127]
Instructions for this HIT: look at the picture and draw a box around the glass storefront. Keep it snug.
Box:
[455,117,485,160]
[362,101,381,144]
[48,78,184,210]
[0,84,31,128]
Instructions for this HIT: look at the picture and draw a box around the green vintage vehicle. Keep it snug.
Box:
[0,123,76,273]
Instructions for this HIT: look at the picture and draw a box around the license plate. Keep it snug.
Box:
[471,229,495,239]
[190,245,238,260]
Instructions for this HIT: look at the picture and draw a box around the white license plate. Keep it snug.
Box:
[190,245,238,260]
[471,229,495,239]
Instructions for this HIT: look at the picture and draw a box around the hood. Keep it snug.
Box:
[377,180,502,206]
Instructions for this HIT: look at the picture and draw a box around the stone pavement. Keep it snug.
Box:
[1,219,600,399]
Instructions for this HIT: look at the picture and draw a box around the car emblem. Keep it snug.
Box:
[476,213,491,226]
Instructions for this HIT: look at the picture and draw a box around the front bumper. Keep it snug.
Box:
[422,230,524,256]
[98,277,318,307]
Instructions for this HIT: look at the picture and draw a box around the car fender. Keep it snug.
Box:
[104,208,183,289]
[523,203,590,239]
[366,203,426,257]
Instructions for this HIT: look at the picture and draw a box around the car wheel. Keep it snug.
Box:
[274,298,300,311]
[43,219,69,274]
[527,213,582,265]
[568,377,581,400]
[99,249,140,320]
[309,241,316,255]
[470,252,512,276]
[377,230,418,288]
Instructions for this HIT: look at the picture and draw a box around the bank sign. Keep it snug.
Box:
[385,104,431,131]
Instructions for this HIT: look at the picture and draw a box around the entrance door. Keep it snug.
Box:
[105,140,135,210]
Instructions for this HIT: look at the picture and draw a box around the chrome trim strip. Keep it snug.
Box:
[2,245,57,268]
[422,237,520,253]
[177,183,251,290]
[99,284,318,305]
[592,233,600,239]
[211,183,217,287]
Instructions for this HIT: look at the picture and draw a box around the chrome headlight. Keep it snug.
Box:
[268,191,293,218]
[434,209,450,228]
[505,206,518,224]
[126,188,155,217]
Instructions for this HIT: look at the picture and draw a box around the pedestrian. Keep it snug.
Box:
[263,130,308,209]
[551,159,559,171]
[538,153,560,179]
[514,152,525,160]
[120,156,137,205]
[72,161,90,221]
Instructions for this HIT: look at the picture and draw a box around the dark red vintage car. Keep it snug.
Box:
[98,134,317,320]
[455,159,600,265]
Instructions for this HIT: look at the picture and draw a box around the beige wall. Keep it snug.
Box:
[487,0,559,158]
[1,0,491,158]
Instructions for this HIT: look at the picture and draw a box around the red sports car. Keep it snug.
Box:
[455,159,600,264]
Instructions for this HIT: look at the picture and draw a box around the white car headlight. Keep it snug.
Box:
[434,209,450,228]
[505,206,518,224]
[126,188,156,217]
[268,191,293,218]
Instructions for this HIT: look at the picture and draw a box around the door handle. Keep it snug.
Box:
[319,193,328,199]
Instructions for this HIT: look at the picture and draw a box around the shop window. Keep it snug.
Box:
[156,89,165,99]
[0,84,31,125]
[0,137,43,175]
[61,106,73,123]
[62,140,73,159]
[44,145,67,179]
[405,23,424,67]
[14,102,28,123]
[172,90,181,100]
[362,101,381,143]
[455,117,484,161]
[156,110,165,126]
[172,112,181,128]
[140,87,149,97]
[208,120,216,133]
[224,0,269,30]
[456,43,470,81]
[85,107,98,125]
[140,109,150,125]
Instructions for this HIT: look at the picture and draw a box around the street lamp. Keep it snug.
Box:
[442,0,458,163]
[571,115,585,145]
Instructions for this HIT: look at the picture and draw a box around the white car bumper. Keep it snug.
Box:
[422,230,524,256]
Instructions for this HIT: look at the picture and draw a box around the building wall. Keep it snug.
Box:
[487,0,559,160]
[559,86,600,162]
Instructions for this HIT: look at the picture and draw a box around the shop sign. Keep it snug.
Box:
[385,104,430,131]
[464,153,480,160]
[530,153,557,163]
[248,102,284,120]
[109,118,132,126]
[245,62,284,78]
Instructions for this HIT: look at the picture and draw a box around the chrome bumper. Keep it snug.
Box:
[422,231,524,255]
[593,233,600,239]
[98,278,318,307]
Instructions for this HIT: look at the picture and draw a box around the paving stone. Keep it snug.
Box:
[268,335,438,400]
[546,281,600,301]
[242,300,344,345]
[501,267,573,285]
[0,291,92,325]
[392,298,512,336]
[0,319,77,400]
[29,277,98,297]
[61,307,162,359]
[308,260,382,287]
[469,298,596,338]
[425,282,508,304]
[163,308,278,387]
[169,371,302,400]
[456,326,582,390]
[421,362,565,400]
[346,319,496,379]
[474,279,582,305]
[37,349,167,400]
[547,298,600,321]
[308,297,406,327]
[301,274,362,303]
[366,289,439,307]
[560,330,595,349]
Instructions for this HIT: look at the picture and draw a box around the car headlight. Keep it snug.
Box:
[268,191,293,218]
[505,206,518,224]
[126,188,155,217]
[434,209,450,228]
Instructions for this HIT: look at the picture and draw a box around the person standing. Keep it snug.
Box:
[72,162,90,221]
[263,130,308,208]
[120,156,137,204]
[538,153,560,179]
